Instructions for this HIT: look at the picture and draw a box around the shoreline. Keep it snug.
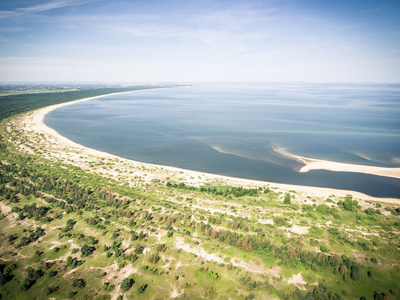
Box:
[16,89,400,203]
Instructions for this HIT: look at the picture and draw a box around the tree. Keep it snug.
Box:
[81,244,95,257]
[120,277,134,292]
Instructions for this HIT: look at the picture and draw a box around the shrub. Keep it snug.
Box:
[284,193,291,205]
[316,204,329,214]
[320,244,329,253]
[337,195,358,212]
[48,270,58,277]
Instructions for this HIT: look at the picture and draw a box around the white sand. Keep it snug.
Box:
[14,90,400,204]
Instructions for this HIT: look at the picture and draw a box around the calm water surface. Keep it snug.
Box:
[45,83,400,197]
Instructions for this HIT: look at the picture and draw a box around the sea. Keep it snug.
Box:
[44,83,400,198]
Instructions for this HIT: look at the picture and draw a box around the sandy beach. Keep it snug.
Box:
[11,90,400,204]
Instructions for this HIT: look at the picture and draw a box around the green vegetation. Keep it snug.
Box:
[0,89,398,299]
[0,86,159,121]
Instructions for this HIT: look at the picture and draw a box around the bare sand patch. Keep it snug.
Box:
[259,219,274,225]
[288,273,307,290]
[287,225,310,235]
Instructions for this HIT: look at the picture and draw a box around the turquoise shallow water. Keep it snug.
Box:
[45,83,400,197]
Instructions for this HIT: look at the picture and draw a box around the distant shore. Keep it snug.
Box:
[18,90,400,203]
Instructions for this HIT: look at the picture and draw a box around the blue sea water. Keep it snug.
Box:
[45,83,400,198]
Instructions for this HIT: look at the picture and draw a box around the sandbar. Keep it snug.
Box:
[273,146,400,179]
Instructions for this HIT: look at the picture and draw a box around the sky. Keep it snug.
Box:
[0,0,399,83]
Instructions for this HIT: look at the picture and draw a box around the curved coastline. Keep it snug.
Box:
[20,90,400,203]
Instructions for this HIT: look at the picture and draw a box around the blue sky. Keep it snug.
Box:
[0,0,399,82]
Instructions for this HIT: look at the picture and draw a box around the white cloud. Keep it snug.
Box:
[0,0,97,19]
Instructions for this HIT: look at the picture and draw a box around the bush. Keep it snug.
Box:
[320,244,329,253]
[137,284,148,294]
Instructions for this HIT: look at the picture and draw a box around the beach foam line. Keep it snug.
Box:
[17,90,400,203]
[272,146,400,180]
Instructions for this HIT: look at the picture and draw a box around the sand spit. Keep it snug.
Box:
[273,146,400,180]
[299,158,400,179]
[11,91,400,204]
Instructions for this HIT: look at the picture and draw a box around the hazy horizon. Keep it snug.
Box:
[1,0,400,83]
